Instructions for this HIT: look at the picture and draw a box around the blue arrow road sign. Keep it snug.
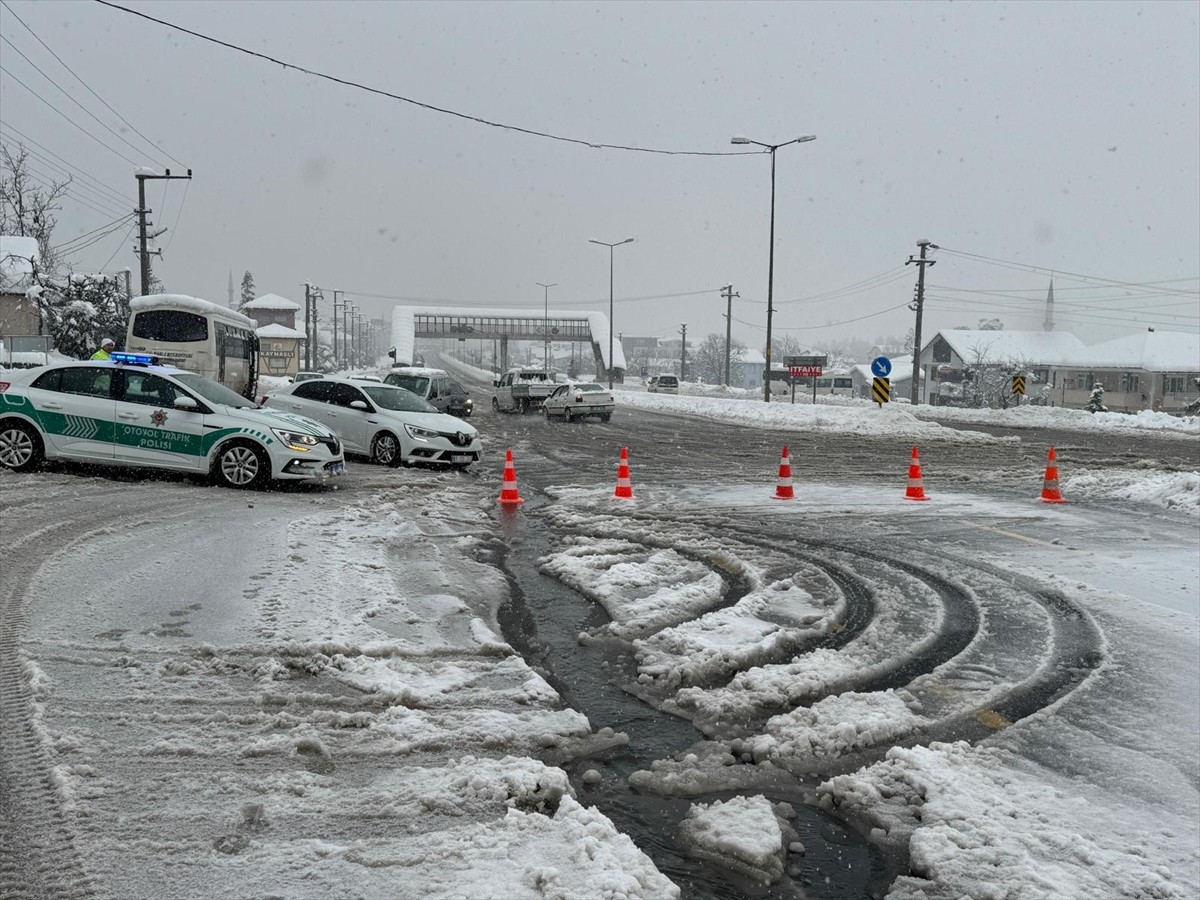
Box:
[871,356,892,378]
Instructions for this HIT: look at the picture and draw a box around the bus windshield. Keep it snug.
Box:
[132,309,209,342]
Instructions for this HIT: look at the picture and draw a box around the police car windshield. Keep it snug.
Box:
[173,373,256,408]
[362,384,437,413]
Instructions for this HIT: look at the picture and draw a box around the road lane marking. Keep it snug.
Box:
[959,519,1063,548]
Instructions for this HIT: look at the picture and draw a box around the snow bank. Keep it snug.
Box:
[678,794,794,885]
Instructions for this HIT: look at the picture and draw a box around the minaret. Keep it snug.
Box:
[228,270,234,308]
[1043,278,1055,331]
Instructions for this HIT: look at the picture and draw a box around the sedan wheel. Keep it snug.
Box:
[372,432,404,467]
[0,421,44,472]
[214,440,268,489]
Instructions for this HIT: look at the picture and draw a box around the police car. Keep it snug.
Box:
[0,353,345,489]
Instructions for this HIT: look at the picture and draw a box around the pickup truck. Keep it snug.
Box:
[492,368,562,413]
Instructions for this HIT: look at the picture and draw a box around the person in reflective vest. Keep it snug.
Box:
[90,337,115,360]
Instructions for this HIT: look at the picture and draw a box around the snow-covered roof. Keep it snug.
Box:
[1082,331,1200,373]
[130,294,257,329]
[256,323,306,339]
[0,235,39,290]
[390,305,626,370]
[923,330,1089,367]
[244,293,301,311]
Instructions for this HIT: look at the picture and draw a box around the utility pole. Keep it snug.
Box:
[905,239,938,406]
[679,323,688,383]
[721,283,738,386]
[134,168,191,296]
[332,290,342,368]
[304,283,312,369]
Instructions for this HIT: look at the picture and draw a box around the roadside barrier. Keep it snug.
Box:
[614,447,634,499]
[1039,447,1067,503]
[498,449,525,505]
[904,446,930,501]
[774,446,795,500]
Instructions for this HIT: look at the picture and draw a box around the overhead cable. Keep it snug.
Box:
[93,0,761,158]
[1,0,187,167]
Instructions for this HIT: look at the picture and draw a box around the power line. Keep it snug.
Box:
[161,178,189,254]
[937,246,1199,297]
[17,157,129,216]
[0,33,167,167]
[0,0,187,167]
[0,64,141,166]
[733,301,912,332]
[93,0,761,158]
[0,121,131,205]
[99,220,136,271]
[51,213,135,251]
[19,164,123,218]
[55,215,137,257]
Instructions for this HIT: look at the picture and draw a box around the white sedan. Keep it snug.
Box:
[264,377,482,467]
[542,382,615,423]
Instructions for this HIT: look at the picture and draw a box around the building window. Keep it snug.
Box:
[1163,375,1187,393]
[1120,373,1140,393]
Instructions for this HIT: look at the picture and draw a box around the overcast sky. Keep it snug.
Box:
[2,0,1197,351]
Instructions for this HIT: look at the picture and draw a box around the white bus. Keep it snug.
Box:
[125,294,260,398]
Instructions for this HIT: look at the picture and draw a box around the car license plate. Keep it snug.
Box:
[329,461,346,475]
[451,454,472,464]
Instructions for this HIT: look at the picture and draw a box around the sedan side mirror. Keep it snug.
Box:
[350,400,369,411]
[173,396,199,411]
[493,380,500,388]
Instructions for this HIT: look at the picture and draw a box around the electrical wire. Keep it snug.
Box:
[99,220,136,271]
[55,216,137,257]
[732,301,912,332]
[161,178,189,254]
[1,0,187,167]
[51,213,134,251]
[0,121,131,205]
[18,165,122,218]
[17,157,130,216]
[937,246,1200,297]
[0,64,141,165]
[0,33,168,167]
[93,0,762,158]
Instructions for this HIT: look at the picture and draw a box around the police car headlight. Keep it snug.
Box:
[405,424,439,440]
[272,428,319,451]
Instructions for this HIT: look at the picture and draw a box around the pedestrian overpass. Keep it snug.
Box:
[388,305,627,378]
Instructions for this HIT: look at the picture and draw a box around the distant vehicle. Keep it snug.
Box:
[264,377,482,468]
[125,294,259,399]
[383,368,472,417]
[492,368,562,413]
[0,353,344,488]
[542,382,614,423]
[647,374,679,394]
[291,371,323,383]
[351,375,384,383]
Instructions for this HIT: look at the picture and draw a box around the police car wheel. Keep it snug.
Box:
[371,432,404,468]
[0,420,44,472]
[214,440,269,489]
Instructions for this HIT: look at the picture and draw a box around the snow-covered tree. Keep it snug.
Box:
[1,141,68,277]
[33,272,129,359]
[690,332,746,385]
[1086,383,1108,413]
[239,271,255,310]
[1183,379,1200,417]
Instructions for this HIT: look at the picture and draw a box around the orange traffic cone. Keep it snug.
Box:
[904,446,930,501]
[613,447,634,499]
[1039,447,1067,503]
[497,449,525,505]
[774,446,795,500]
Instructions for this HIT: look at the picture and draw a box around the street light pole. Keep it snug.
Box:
[536,282,557,375]
[730,133,816,402]
[589,238,634,389]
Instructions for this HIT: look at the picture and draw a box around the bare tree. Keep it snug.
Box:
[1,141,69,276]
[691,332,746,384]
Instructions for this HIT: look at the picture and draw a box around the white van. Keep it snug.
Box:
[647,374,679,394]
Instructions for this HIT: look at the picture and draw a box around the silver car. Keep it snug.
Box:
[265,377,482,468]
[542,382,615,423]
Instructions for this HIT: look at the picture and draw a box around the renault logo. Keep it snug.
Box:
[456,431,468,445]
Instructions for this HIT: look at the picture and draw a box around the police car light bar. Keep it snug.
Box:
[110,352,159,365]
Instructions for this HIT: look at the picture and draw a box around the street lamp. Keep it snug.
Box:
[731,133,816,402]
[536,282,557,374]
[589,238,634,389]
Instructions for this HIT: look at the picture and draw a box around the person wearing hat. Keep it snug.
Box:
[90,337,116,360]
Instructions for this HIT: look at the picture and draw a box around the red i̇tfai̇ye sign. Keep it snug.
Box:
[789,366,823,379]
